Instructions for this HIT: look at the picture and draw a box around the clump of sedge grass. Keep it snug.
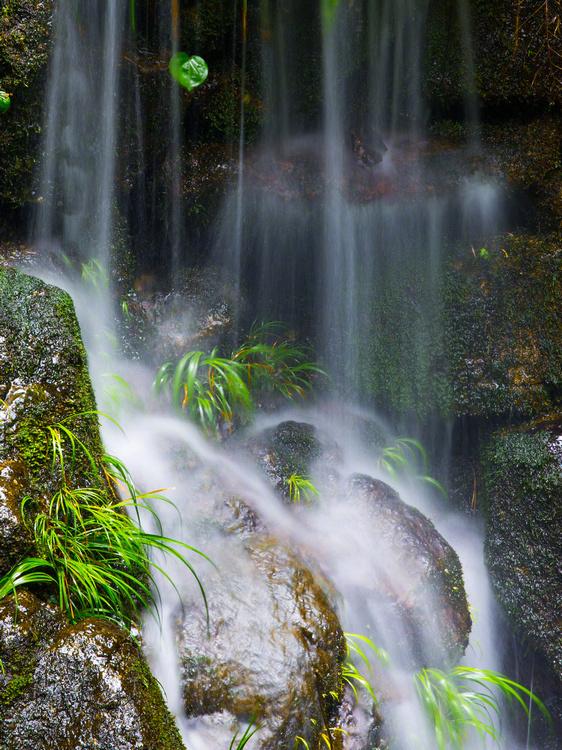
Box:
[154,322,324,436]
[0,417,209,629]
[415,666,551,750]
[380,437,446,496]
[342,632,389,704]
[229,720,260,749]
[286,473,320,504]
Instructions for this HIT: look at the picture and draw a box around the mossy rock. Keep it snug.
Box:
[177,535,346,749]
[245,420,341,500]
[445,232,562,418]
[425,0,562,112]
[0,269,106,507]
[0,592,184,750]
[482,116,562,228]
[0,0,53,209]
[483,423,562,722]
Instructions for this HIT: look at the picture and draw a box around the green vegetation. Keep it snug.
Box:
[155,323,323,436]
[415,666,550,750]
[380,438,446,496]
[286,474,319,504]
[0,417,209,629]
[229,721,260,749]
[169,52,209,92]
[0,90,10,112]
[342,632,388,704]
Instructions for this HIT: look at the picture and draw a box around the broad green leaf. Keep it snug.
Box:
[0,91,10,113]
[169,52,208,92]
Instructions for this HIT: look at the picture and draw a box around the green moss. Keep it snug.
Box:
[483,425,562,680]
[0,0,53,209]
[445,233,562,418]
[0,269,109,509]
[0,672,34,707]
[424,0,562,113]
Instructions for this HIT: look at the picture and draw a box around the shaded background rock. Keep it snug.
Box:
[484,422,562,729]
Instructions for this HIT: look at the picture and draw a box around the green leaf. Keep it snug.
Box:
[169,53,208,92]
[0,91,11,113]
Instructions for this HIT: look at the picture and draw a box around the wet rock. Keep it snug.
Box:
[245,420,341,500]
[0,269,106,501]
[0,460,32,575]
[122,265,236,363]
[0,592,183,750]
[0,0,53,209]
[445,232,562,419]
[484,424,562,717]
[346,474,471,667]
[177,536,346,749]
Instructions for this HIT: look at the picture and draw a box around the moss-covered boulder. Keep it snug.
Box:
[177,536,345,749]
[0,269,106,568]
[484,424,562,692]
[445,232,562,419]
[0,0,53,209]
[0,591,184,750]
[345,474,471,668]
[245,420,341,500]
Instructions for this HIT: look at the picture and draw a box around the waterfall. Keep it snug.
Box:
[27,2,542,749]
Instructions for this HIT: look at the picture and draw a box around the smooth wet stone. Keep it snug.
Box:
[0,592,184,750]
[345,474,471,668]
[177,536,346,749]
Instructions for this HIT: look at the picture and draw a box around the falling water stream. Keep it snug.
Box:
[30,1,539,749]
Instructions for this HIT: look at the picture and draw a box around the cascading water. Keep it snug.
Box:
[29,2,545,749]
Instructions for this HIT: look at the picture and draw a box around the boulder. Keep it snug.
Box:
[0,591,184,750]
[484,424,562,723]
[345,474,471,668]
[0,269,108,565]
[177,536,346,749]
[245,420,340,500]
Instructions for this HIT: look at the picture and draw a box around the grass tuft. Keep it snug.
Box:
[0,417,209,629]
[154,322,324,436]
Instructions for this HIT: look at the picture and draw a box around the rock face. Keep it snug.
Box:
[0,592,183,750]
[346,474,471,668]
[0,269,185,748]
[0,269,106,571]
[177,536,346,750]
[484,425,562,709]
[245,420,340,500]
[0,0,53,209]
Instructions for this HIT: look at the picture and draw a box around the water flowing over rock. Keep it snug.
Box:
[345,474,471,668]
[177,536,346,749]
[245,420,341,500]
[0,592,183,750]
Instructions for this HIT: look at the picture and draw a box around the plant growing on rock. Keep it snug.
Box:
[342,632,388,704]
[380,437,446,496]
[0,418,209,629]
[286,473,320,504]
[229,720,260,749]
[154,322,324,436]
[415,666,551,750]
